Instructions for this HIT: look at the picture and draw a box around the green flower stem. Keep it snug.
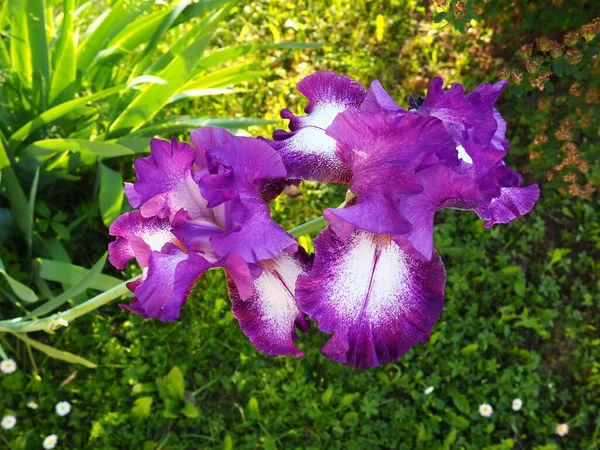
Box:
[0,278,135,333]
[287,215,327,238]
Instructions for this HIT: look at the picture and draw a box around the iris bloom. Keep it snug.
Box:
[109,72,538,369]
[109,128,308,357]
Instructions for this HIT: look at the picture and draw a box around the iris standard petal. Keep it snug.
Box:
[108,210,175,269]
[265,71,366,183]
[121,244,212,322]
[129,138,209,219]
[297,228,445,369]
[227,250,311,357]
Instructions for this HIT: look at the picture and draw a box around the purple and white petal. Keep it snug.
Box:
[121,244,212,322]
[297,229,445,369]
[108,211,175,269]
[265,71,366,183]
[128,138,209,219]
[227,250,311,357]
[475,185,540,228]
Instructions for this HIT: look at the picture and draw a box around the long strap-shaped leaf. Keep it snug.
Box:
[12,333,97,368]
[128,117,275,137]
[0,255,38,303]
[9,0,32,85]
[27,0,50,111]
[22,139,135,163]
[9,84,124,148]
[24,252,107,319]
[37,258,122,291]
[0,140,30,235]
[49,0,76,105]
[76,0,155,73]
[107,30,216,136]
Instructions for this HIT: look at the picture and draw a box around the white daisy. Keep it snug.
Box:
[556,423,569,436]
[55,401,71,416]
[1,415,16,430]
[424,386,434,395]
[43,434,58,449]
[512,398,523,411]
[479,403,493,417]
[0,358,17,374]
[27,401,38,409]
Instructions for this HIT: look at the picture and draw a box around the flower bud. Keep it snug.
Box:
[566,48,582,65]
[581,23,598,42]
[511,69,524,85]
[536,37,551,52]
[548,41,564,59]
[497,67,510,79]
[563,30,580,47]
[525,58,542,74]
[517,43,533,60]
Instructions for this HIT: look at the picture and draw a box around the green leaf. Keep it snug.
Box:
[342,411,359,426]
[104,10,169,57]
[36,258,122,291]
[24,252,107,319]
[448,388,470,415]
[12,333,97,368]
[434,12,447,23]
[9,84,125,147]
[77,0,155,72]
[99,163,124,227]
[0,256,39,303]
[50,221,71,240]
[107,18,217,136]
[131,382,157,395]
[168,88,239,104]
[444,411,469,429]
[0,141,30,236]
[179,61,265,90]
[181,400,200,419]
[165,366,185,400]
[442,428,458,450]
[22,139,135,164]
[549,248,571,267]
[132,396,153,418]
[9,0,32,84]
[0,344,7,360]
[131,0,194,77]
[460,343,479,355]
[27,0,50,111]
[338,393,360,409]
[129,117,274,137]
[49,0,76,105]
[222,435,233,450]
[247,397,261,420]
[552,58,565,77]
[27,168,39,249]
[322,386,333,406]
[500,266,521,277]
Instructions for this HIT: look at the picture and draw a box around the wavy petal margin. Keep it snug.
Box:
[297,229,445,369]
[227,250,312,357]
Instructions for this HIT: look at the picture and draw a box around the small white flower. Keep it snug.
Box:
[55,401,71,416]
[556,423,569,436]
[424,386,434,395]
[548,383,553,389]
[0,358,17,374]
[27,401,39,410]
[512,398,523,411]
[43,434,58,449]
[1,415,16,430]
[479,403,493,417]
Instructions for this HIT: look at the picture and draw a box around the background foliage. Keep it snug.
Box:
[1,0,599,449]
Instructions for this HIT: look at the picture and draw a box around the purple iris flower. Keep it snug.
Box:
[109,71,539,369]
[108,128,309,357]
[265,72,538,368]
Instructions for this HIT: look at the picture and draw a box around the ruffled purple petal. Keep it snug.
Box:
[476,185,540,228]
[120,244,212,322]
[360,80,404,113]
[192,127,287,206]
[227,249,311,357]
[127,138,209,219]
[418,77,508,151]
[108,211,175,269]
[209,197,298,263]
[297,229,445,369]
[393,165,482,260]
[264,71,366,183]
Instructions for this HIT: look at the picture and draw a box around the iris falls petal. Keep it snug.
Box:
[297,229,445,369]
